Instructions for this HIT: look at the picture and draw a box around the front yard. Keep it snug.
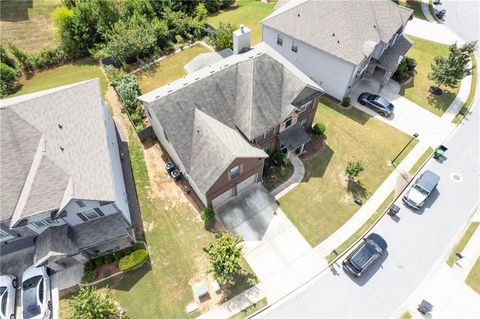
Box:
[136,44,212,93]
[401,35,460,116]
[206,0,275,45]
[279,97,417,246]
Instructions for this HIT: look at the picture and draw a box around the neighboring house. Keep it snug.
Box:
[262,0,414,100]
[0,79,134,272]
[139,41,324,209]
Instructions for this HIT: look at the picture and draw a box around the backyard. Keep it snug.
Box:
[136,44,212,93]
[401,35,460,116]
[13,58,108,97]
[0,0,60,51]
[279,97,417,246]
[207,0,275,45]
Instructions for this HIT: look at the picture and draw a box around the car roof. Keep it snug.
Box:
[417,170,440,192]
[366,233,388,251]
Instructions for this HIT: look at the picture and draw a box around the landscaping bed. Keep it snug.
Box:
[263,156,294,192]
[279,97,416,246]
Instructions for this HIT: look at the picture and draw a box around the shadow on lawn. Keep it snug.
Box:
[320,96,371,126]
[95,260,152,292]
[347,179,369,199]
[0,0,32,21]
[302,143,334,182]
[222,271,257,301]
[206,4,241,21]
[426,89,456,113]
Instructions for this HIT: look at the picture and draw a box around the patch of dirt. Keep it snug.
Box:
[94,262,120,281]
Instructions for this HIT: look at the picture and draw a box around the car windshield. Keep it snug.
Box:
[23,276,42,319]
[374,96,391,108]
[0,287,7,316]
[366,239,383,253]
[414,184,430,195]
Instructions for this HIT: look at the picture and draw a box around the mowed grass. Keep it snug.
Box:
[397,0,427,20]
[466,257,480,294]
[230,297,268,319]
[279,97,414,246]
[207,0,275,45]
[0,0,60,51]
[13,58,108,97]
[409,147,433,175]
[92,128,215,319]
[446,222,479,267]
[136,44,211,93]
[401,36,460,116]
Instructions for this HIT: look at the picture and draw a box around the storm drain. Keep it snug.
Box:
[451,173,462,182]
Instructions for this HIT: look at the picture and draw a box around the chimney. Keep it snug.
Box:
[233,24,251,54]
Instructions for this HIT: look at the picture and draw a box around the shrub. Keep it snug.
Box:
[68,287,119,319]
[103,254,114,264]
[131,113,142,125]
[271,150,284,161]
[103,270,111,278]
[201,208,215,221]
[8,43,33,73]
[123,247,133,256]
[313,123,326,136]
[0,45,16,68]
[405,56,417,71]
[119,249,149,271]
[132,242,144,251]
[84,261,95,272]
[81,269,97,283]
[94,257,104,267]
[210,23,236,50]
[111,74,141,112]
[30,46,70,69]
[113,253,122,262]
[104,65,126,82]
[341,97,350,107]
[135,124,144,132]
[0,63,18,97]
[345,160,365,181]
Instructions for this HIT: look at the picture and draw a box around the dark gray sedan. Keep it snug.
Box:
[358,93,394,117]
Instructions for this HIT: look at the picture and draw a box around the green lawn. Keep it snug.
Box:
[136,44,211,93]
[466,257,480,294]
[279,97,415,246]
[453,55,477,124]
[446,222,479,267]
[207,0,275,45]
[0,0,60,52]
[13,58,108,97]
[230,298,268,319]
[409,147,433,175]
[401,36,460,116]
[400,311,413,319]
[326,191,395,263]
[397,0,427,20]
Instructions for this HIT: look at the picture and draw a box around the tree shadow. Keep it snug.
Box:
[94,260,152,292]
[321,96,372,126]
[398,73,416,96]
[426,88,457,113]
[347,179,368,199]
[0,0,33,22]
[222,271,257,301]
[302,143,334,182]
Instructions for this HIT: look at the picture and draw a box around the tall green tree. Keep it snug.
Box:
[204,232,244,285]
[68,287,122,319]
[211,23,236,50]
[345,160,365,182]
[428,41,478,90]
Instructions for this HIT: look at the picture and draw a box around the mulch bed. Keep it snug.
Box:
[94,262,120,281]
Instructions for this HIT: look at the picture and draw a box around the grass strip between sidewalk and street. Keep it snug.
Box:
[400,311,413,319]
[409,147,433,175]
[446,222,479,267]
[428,0,442,23]
[453,55,478,124]
[465,257,480,294]
[326,191,396,263]
[229,298,268,319]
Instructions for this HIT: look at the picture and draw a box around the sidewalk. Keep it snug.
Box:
[421,0,436,23]
[443,62,474,122]
[405,17,464,45]
[271,156,304,200]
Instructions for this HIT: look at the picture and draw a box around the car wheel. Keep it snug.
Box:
[10,314,15,319]
[360,100,366,105]
[48,301,52,311]
[380,111,387,117]
[12,279,17,288]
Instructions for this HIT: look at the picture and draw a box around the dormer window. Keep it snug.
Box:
[277,34,283,46]
[296,101,313,113]
[285,117,293,128]
[291,41,298,53]
[255,127,274,143]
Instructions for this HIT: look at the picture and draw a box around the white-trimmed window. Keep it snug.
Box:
[277,34,283,46]
[79,209,102,221]
[291,41,298,53]
[284,117,293,128]
[32,217,58,229]
[230,165,240,178]
[297,101,313,113]
[255,127,274,143]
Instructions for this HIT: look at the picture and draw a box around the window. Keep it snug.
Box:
[76,200,85,208]
[297,101,313,113]
[32,217,58,229]
[255,127,274,144]
[230,165,240,178]
[285,117,293,128]
[300,118,308,128]
[80,209,101,221]
[291,41,298,53]
[263,144,271,154]
[276,34,283,46]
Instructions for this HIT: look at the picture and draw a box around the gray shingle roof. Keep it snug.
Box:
[139,43,323,196]
[262,0,413,65]
[34,224,79,267]
[71,212,128,249]
[278,124,311,152]
[379,34,414,70]
[184,49,233,74]
[0,79,116,224]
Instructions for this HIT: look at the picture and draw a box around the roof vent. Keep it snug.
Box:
[195,77,200,80]
[373,25,377,28]
[183,83,188,86]
[60,146,64,151]
[297,13,300,17]
[196,129,200,133]
[167,90,172,93]
[58,123,63,129]
[240,24,245,33]
[337,40,340,44]
[249,55,254,59]
[210,70,215,74]
[332,33,335,37]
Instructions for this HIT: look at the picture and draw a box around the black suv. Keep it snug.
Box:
[342,233,387,277]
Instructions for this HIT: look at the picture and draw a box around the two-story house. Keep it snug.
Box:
[139,42,324,209]
[0,79,134,272]
[262,0,413,100]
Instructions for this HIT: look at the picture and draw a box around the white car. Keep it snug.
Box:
[0,275,17,319]
[21,266,51,319]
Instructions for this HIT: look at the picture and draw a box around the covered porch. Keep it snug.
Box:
[278,124,311,159]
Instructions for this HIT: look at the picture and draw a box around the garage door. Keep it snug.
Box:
[237,173,257,193]
[211,188,234,208]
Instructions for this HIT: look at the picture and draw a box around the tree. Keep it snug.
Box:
[0,63,18,97]
[428,41,478,91]
[345,160,365,181]
[211,23,236,50]
[111,74,141,112]
[68,287,122,319]
[203,232,244,285]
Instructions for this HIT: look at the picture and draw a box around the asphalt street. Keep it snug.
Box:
[436,0,479,42]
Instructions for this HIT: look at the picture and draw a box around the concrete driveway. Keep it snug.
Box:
[350,79,455,147]
[215,184,326,301]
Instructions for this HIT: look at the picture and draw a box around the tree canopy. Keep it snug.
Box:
[204,232,244,285]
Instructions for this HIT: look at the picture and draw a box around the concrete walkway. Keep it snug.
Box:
[405,17,464,45]
[443,63,474,122]
[421,0,436,23]
[270,156,305,200]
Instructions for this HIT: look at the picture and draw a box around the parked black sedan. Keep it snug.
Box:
[342,233,388,277]
[357,93,394,117]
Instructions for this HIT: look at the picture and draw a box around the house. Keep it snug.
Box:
[0,79,134,272]
[139,41,324,209]
[262,0,414,100]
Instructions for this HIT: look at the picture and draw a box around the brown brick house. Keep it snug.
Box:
[139,43,324,208]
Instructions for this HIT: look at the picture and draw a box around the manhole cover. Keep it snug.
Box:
[451,173,462,182]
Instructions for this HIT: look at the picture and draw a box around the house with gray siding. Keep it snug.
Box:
[0,79,134,272]
[262,0,413,100]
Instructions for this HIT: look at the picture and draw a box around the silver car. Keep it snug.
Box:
[0,275,17,319]
[21,266,51,319]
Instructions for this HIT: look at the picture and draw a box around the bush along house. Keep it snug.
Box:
[0,79,134,272]
[139,28,324,209]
